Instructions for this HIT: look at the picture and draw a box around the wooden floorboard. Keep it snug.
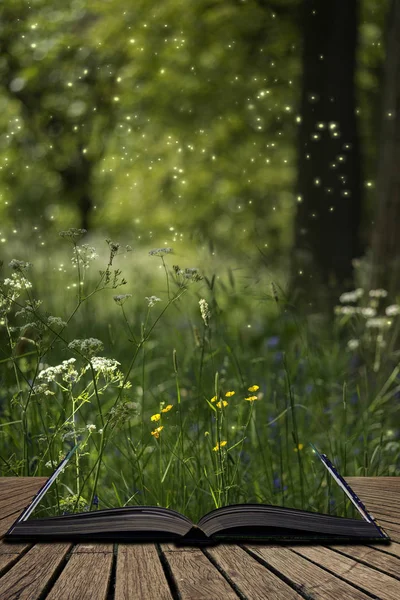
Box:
[0,476,399,599]
[292,545,400,600]
[115,544,174,600]
[244,545,373,599]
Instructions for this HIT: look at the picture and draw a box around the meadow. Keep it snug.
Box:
[0,229,399,523]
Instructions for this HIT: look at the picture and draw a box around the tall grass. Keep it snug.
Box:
[0,232,399,523]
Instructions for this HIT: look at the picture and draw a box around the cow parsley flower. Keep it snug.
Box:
[386,304,400,316]
[38,358,77,382]
[148,247,173,256]
[347,339,359,351]
[47,316,67,328]
[369,289,388,298]
[68,338,104,357]
[9,259,32,270]
[113,294,132,306]
[146,296,161,307]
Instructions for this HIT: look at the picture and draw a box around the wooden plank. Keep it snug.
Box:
[0,510,29,538]
[206,544,303,599]
[161,544,240,599]
[0,493,41,521]
[245,545,372,600]
[370,541,400,559]
[0,539,32,577]
[349,492,400,511]
[115,544,173,600]
[293,545,400,600]
[71,543,113,554]
[351,501,400,524]
[326,544,400,579]
[46,544,113,600]
[0,478,47,491]
[0,479,47,538]
[347,477,400,488]
[0,543,71,600]
[0,481,44,501]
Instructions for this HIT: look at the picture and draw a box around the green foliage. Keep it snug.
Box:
[0,237,399,522]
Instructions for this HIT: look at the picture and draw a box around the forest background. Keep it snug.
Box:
[0,0,399,518]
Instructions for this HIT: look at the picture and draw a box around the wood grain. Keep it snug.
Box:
[206,543,303,599]
[0,543,71,600]
[245,545,373,599]
[46,545,113,600]
[162,545,239,599]
[115,544,173,600]
[0,476,399,599]
[326,544,400,579]
[293,545,400,600]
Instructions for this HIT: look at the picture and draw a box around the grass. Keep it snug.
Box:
[0,230,399,524]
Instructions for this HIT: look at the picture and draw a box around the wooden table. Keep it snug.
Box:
[0,477,399,599]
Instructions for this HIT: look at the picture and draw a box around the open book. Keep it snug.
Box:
[5,444,390,545]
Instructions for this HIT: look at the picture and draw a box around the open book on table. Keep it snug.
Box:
[5,444,390,545]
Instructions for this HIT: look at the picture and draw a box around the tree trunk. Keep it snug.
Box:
[292,0,363,310]
[369,0,400,295]
[60,153,93,232]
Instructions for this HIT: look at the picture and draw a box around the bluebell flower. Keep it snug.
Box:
[92,495,99,506]
[266,336,280,349]
[273,474,281,489]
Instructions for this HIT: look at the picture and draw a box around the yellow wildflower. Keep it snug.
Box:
[216,400,228,408]
[161,404,173,413]
[245,395,258,402]
[248,385,259,392]
[150,413,161,422]
[151,426,164,438]
[204,431,210,436]
[225,391,235,397]
[210,395,217,403]
[213,440,227,451]
[294,443,304,452]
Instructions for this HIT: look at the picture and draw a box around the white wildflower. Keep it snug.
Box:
[86,424,96,432]
[146,296,161,307]
[199,298,211,326]
[366,317,392,329]
[3,272,33,291]
[47,316,67,328]
[361,307,377,318]
[148,247,173,256]
[71,245,98,269]
[38,358,77,382]
[85,356,121,375]
[347,339,359,351]
[45,461,53,468]
[385,304,400,316]
[339,289,362,303]
[59,228,87,240]
[68,338,104,357]
[9,259,32,270]
[113,294,132,306]
[369,289,388,298]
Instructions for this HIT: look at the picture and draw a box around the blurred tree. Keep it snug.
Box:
[292,0,363,308]
[0,0,126,230]
[369,0,400,294]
